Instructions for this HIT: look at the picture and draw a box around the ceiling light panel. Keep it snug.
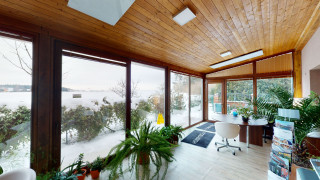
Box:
[210,50,264,69]
[173,7,196,26]
[220,51,232,57]
[68,0,135,26]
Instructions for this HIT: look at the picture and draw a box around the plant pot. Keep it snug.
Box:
[90,170,100,179]
[242,116,249,122]
[74,169,86,180]
[289,163,301,180]
[138,152,150,165]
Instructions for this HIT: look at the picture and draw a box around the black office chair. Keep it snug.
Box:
[263,121,274,143]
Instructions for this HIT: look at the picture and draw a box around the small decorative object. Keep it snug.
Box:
[157,113,164,124]
[238,107,253,123]
[89,157,104,179]
[231,109,238,117]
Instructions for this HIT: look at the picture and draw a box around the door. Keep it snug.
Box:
[208,81,224,120]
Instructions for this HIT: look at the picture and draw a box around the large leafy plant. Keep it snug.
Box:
[105,122,175,180]
[250,87,320,167]
[159,125,184,143]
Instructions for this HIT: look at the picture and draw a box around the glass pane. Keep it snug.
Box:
[131,63,165,129]
[227,80,253,113]
[170,73,189,128]
[257,77,293,102]
[0,36,32,172]
[190,77,202,125]
[208,83,222,120]
[61,54,126,168]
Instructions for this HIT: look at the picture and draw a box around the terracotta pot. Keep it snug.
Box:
[172,135,179,142]
[90,170,100,179]
[289,163,301,180]
[74,169,86,180]
[138,152,150,165]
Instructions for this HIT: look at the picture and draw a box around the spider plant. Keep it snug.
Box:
[159,125,184,144]
[105,122,176,180]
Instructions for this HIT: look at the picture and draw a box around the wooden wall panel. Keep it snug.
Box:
[256,53,293,74]
[206,63,253,78]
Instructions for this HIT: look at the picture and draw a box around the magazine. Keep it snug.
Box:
[270,152,289,169]
[271,144,291,162]
[273,127,293,141]
[275,120,294,131]
[273,136,293,151]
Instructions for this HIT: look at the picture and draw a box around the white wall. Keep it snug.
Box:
[301,27,320,97]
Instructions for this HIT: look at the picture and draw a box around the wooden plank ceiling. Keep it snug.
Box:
[0,0,319,74]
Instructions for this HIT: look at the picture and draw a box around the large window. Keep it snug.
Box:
[61,54,126,168]
[0,35,32,172]
[190,77,203,125]
[227,80,253,113]
[170,73,189,128]
[131,63,165,129]
[208,83,222,120]
[257,77,293,101]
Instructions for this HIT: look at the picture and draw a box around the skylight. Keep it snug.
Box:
[68,0,135,26]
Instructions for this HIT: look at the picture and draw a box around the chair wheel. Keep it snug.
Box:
[215,142,217,146]
[217,148,219,152]
[239,148,241,151]
[233,152,235,155]
[234,139,236,141]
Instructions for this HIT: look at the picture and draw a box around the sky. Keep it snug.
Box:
[0,35,165,92]
[0,36,32,85]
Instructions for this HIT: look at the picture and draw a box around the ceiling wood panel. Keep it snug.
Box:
[0,0,319,74]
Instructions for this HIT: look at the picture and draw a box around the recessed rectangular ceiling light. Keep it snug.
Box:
[210,49,264,69]
[173,7,196,26]
[220,51,232,57]
[68,0,135,26]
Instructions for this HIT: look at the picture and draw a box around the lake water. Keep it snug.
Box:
[0,91,157,109]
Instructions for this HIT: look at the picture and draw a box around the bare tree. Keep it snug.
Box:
[2,41,32,76]
[111,80,140,98]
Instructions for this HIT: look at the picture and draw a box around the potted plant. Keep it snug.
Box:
[50,163,78,180]
[105,122,176,180]
[238,107,253,122]
[249,87,320,169]
[73,153,87,180]
[159,125,184,144]
[89,157,104,179]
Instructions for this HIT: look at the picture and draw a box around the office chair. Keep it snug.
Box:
[215,122,241,155]
[263,122,274,143]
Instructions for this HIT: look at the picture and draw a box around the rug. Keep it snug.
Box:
[181,130,215,148]
[197,122,216,132]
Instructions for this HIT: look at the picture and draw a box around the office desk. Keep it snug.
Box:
[212,114,268,147]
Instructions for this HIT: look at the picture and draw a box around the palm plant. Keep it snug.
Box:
[250,87,320,168]
[105,122,176,180]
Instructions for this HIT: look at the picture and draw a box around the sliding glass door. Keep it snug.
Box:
[208,82,223,120]
[60,52,126,168]
[0,35,33,172]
